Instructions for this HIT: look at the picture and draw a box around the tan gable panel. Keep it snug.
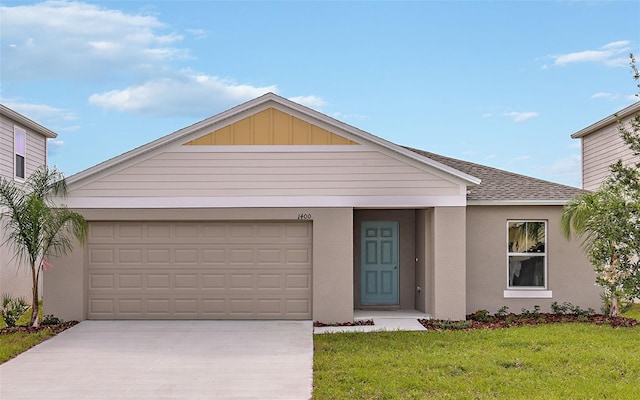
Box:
[184,108,359,146]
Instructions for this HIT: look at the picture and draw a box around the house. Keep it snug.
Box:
[571,101,640,191]
[0,104,58,300]
[45,93,601,323]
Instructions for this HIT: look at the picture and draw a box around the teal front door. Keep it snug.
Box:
[361,221,399,305]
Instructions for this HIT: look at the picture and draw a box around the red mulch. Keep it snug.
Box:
[0,321,78,335]
[419,313,638,331]
[314,319,375,327]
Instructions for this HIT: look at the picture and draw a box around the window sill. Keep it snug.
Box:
[503,290,552,299]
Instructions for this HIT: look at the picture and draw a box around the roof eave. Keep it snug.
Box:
[67,92,482,187]
[468,199,570,206]
[0,104,58,138]
[571,101,640,139]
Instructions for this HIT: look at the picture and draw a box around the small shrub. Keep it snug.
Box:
[41,314,64,326]
[431,320,472,330]
[551,301,569,315]
[1,293,30,328]
[495,306,509,318]
[468,309,491,322]
[521,305,541,317]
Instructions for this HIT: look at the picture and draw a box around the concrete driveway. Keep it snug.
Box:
[0,320,313,400]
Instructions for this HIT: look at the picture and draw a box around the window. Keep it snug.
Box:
[14,126,26,180]
[507,221,546,289]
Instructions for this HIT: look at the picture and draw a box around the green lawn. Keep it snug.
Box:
[0,302,50,364]
[623,303,640,320]
[0,329,56,364]
[314,323,640,399]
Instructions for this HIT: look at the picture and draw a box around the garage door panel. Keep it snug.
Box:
[87,221,312,319]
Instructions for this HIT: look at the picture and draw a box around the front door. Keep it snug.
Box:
[360,221,399,305]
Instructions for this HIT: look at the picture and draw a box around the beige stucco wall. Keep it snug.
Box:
[353,209,416,310]
[466,205,601,314]
[414,209,430,313]
[429,207,467,320]
[0,238,34,301]
[44,207,354,323]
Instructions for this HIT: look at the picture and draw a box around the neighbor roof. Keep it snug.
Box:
[571,101,640,139]
[0,104,58,139]
[406,147,584,204]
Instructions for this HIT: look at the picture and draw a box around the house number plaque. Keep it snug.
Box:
[297,213,312,220]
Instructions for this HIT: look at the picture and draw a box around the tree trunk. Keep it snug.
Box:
[30,262,40,328]
[609,296,619,317]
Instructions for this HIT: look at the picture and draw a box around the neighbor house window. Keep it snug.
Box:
[14,126,26,180]
[507,221,546,289]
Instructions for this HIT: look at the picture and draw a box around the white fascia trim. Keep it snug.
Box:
[0,104,58,138]
[503,290,552,299]
[178,145,367,153]
[468,200,569,206]
[571,101,640,139]
[268,99,481,186]
[63,195,467,209]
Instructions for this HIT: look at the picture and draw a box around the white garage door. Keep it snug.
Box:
[87,221,312,319]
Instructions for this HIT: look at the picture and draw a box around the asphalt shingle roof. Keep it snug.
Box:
[406,147,585,202]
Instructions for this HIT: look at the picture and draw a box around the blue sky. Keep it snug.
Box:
[1,0,639,187]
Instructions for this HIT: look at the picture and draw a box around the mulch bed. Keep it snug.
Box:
[314,319,375,327]
[419,314,638,331]
[0,321,79,335]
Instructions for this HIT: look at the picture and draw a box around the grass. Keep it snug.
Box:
[0,329,56,364]
[314,323,640,399]
[0,302,51,364]
[623,303,640,320]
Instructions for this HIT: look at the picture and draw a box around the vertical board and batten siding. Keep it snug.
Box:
[69,150,461,198]
[0,113,47,180]
[582,123,638,191]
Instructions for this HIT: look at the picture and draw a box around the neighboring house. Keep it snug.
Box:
[571,101,640,191]
[0,104,58,300]
[45,93,600,323]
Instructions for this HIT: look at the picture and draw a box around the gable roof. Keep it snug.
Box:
[406,147,584,205]
[0,104,58,139]
[571,101,640,139]
[67,92,480,187]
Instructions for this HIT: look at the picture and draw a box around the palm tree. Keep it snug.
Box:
[0,166,86,327]
[561,185,640,316]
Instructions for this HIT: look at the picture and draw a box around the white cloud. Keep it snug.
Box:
[551,41,631,68]
[504,111,539,122]
[481,112,493,118]
[627,94,639,101]
[289,95,327,110]
[483,154,497,160]
[89,70,277,117]
[47,139,65,154]
[331,111,368,121]
[590,92,619,100]
[0,1,188,80]
[186,29,208,39]
[511,155,532,162]
[537,155,581,187]
[1,99,79,131]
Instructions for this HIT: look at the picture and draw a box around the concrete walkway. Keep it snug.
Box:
[0,321,313,400]
[313,310,429,334]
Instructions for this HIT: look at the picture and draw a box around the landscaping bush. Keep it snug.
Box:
[0,294,30,328]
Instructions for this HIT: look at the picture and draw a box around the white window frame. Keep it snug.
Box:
[504,220,552,298]
[14,126,26,181]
